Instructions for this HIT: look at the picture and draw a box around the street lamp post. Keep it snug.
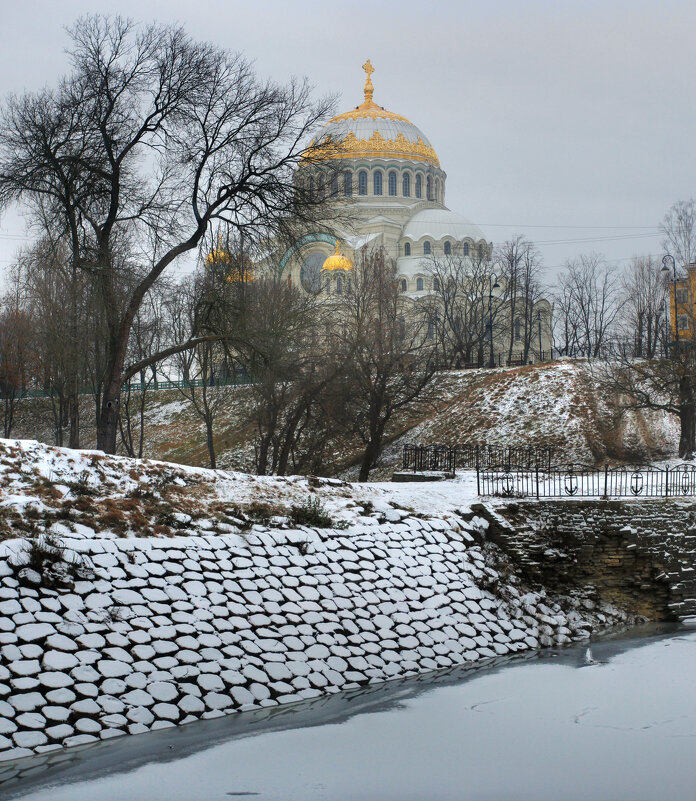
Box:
[488,273,500,368]
[537,309,543,361]
[661,254,679,349]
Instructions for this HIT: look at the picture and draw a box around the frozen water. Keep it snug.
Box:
[2,626,694,801]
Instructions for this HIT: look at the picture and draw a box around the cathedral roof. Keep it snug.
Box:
[402,209,486,243]
[303,61,440,168]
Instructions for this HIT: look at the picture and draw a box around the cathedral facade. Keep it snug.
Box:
[279,61,552,364]
[283,60,491,295]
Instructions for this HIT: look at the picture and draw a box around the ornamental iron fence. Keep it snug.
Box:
[476,462,696,499]
[402,444,554,474]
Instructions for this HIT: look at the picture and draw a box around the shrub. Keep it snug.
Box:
[290,496,333,528]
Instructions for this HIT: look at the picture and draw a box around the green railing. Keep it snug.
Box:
[0,374,253,400]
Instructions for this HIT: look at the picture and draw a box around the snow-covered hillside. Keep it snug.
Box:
[4,361,680,477]
[0,439,479,543]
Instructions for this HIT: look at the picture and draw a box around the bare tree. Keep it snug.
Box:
[661,199,696,267]
[618,255,668,358]
[422,248,495,368]
[495,236,544,362]
[553,254,624,357]
[0,15,335,454]
[119,287,168,458]
[333,249,439,481]
[0,291,35,439]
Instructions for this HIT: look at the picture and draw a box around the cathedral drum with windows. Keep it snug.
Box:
[283,60,492,297]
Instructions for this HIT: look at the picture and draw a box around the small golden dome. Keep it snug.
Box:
[205,235,254,282]
[322,240,353,272]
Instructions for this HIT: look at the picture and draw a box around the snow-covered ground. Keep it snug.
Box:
[0,439,635,762]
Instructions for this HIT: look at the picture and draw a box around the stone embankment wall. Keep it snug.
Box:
[0,511,630,762]
[482,500,696,621]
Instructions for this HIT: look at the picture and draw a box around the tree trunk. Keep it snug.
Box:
[205,416,216,469]
[358,438,381,482]
[678,374,696,459]
[68,377,80,449]
[97,377,122,454]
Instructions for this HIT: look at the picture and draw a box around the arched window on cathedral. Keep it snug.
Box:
[400,278,407,292]
[433,277,441,292]
[514,317,522,341]
[478,243,484,259]
[317,174,325,199]
[309,175,315,198]
[416,277,424,291]
[388,171,397,196]
[423,241,431,255]
[330,173,338,197]
[404,242,411,256]
[444,241,451,256]
[403,172,411,197]
[398,317,406,340]
[426,176,433,200]
[373,170,383,195]
[415,174,422,198]
[463,242,470,256]
[336,276,343,295]
[435,178,440,201]
[358,170,367,195]
[427,312,438,340]
[343,171,352,196]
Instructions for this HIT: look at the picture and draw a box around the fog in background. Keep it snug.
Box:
[0,0,694,283]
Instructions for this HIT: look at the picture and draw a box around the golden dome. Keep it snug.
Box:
[205,236,254,282]
[302,61,440,168]
[322,240,353,272]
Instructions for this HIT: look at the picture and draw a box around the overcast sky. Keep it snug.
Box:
[1,0,694,282]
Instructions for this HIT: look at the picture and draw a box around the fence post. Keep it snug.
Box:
[665,465,669,498]
[603,463,608,498]
[475,446,481,496]
[535,461,540,500]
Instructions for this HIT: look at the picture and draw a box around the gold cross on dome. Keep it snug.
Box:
[362,59,374,103]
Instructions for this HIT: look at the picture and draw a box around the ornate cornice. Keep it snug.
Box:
[303,130,440,168]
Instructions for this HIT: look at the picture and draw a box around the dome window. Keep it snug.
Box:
[374,170,383,196]
[403,173,411,197]
[388,171,397,196]
[330,173,338,197]
[343,171,352,197]
[463,242,470,256]
[404,242,411,256]
[336,276,343,295]
[417,277,424,291]
[444,241,451,256]
[478,243,484,259]
[400,278,407,292]
[435,178,440,201]
[358,170,368,196]
[423,241,431,255]
[426,176,433,201]
[415,174,422,199]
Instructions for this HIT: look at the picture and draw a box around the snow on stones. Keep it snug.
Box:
[0,451,633,762]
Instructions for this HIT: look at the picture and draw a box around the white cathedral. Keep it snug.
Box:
[281,60,491,296]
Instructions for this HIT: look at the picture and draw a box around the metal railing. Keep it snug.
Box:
[477,462,696,499]
[0,373,253,401]
[402,444,555,474]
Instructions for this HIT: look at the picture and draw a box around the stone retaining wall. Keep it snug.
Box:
[0,511,630,762]
[482,500,696,620]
